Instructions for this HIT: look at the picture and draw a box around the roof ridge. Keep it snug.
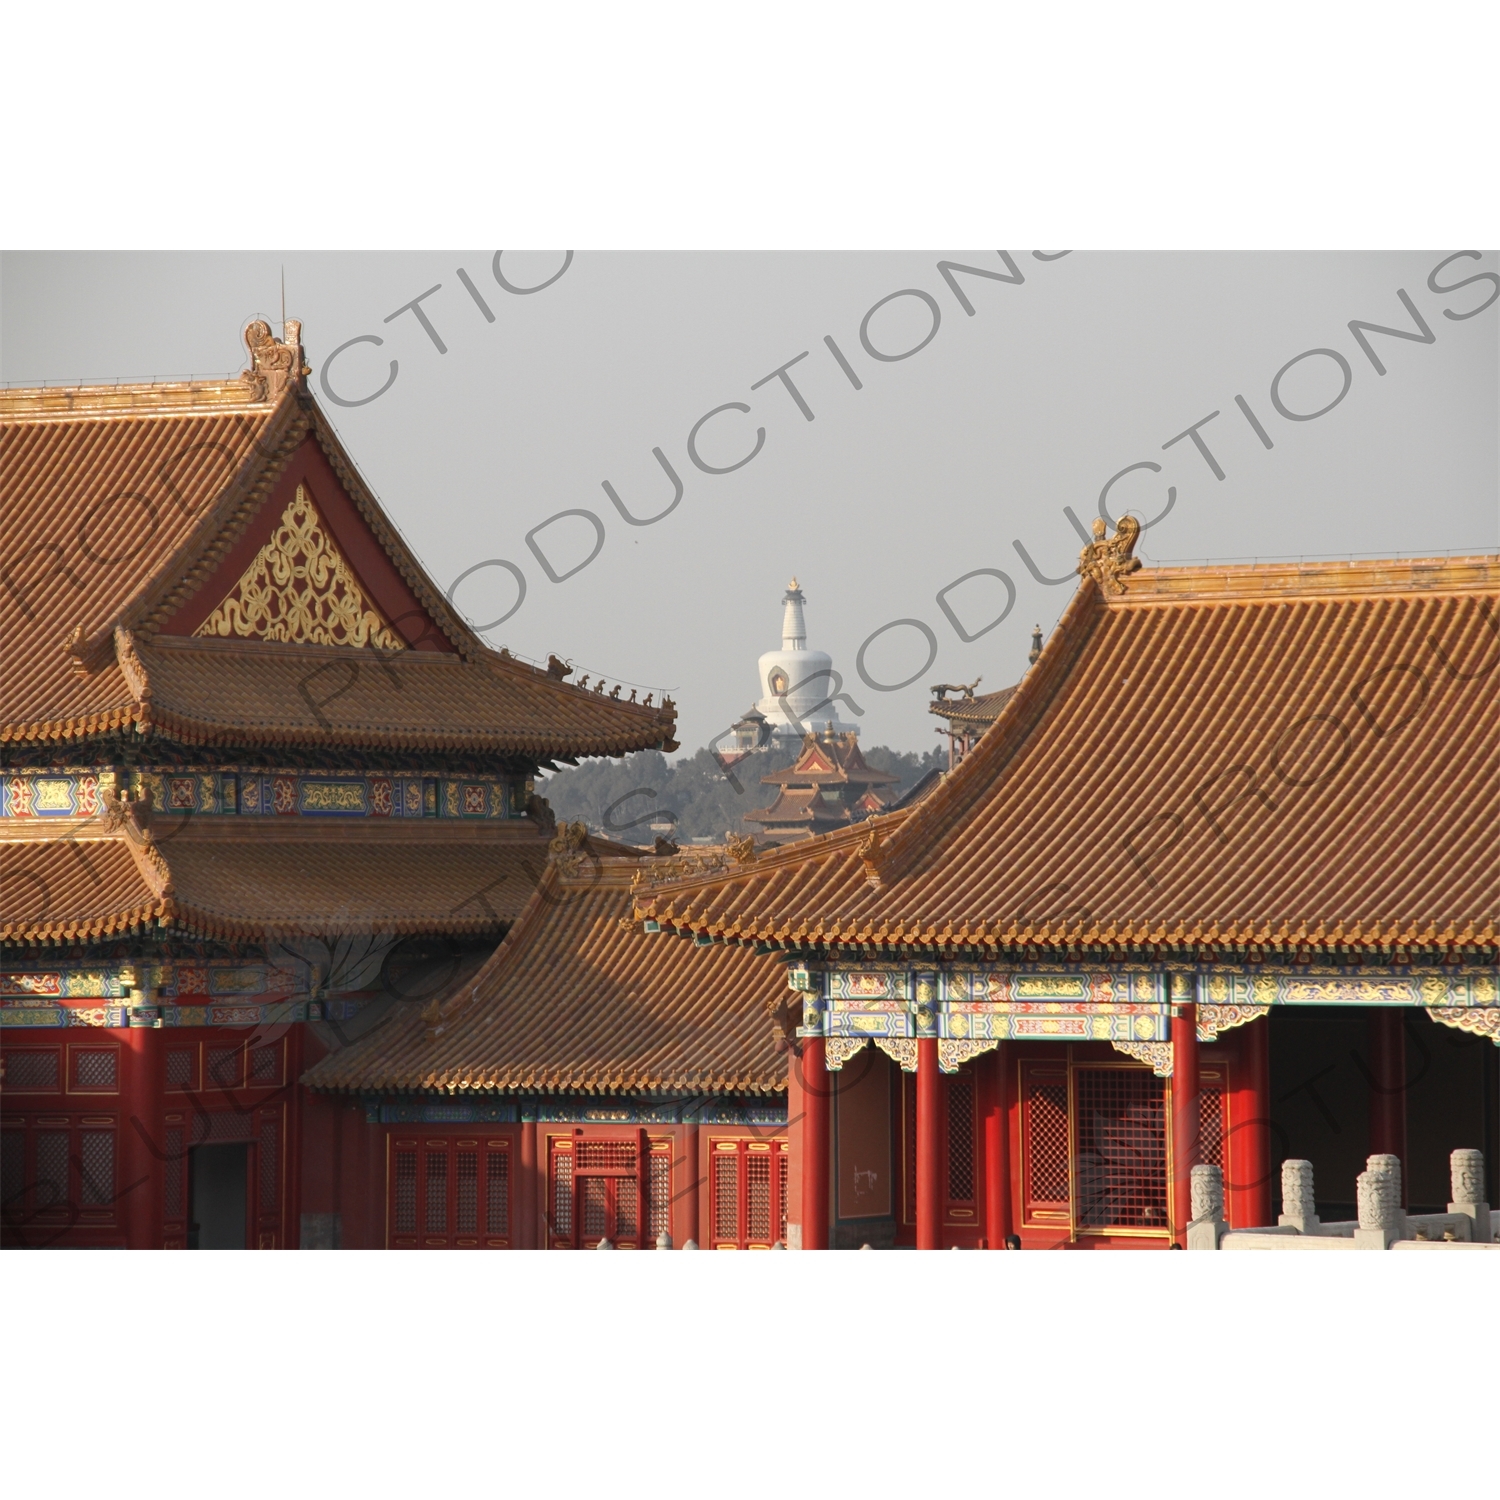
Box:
[123,394,308,647]
[0,378,278,421]
[1113,553,1498,604]
[634,805,915,914]
[871,576,1104,887]
[306,410,478,659]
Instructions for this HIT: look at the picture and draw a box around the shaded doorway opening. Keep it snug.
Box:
[189,1143,247,1249]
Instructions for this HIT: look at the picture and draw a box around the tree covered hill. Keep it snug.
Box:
[537,742,946,846]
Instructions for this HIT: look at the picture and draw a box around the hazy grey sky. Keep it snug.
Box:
[3,250,1495,752]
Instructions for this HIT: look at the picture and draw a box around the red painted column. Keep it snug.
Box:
[367,1115,385,1250]
[983,1043,1012,1249]
[286,1026,304,1248]
[916,1037,942,1250]
[1232,1016,1272,1228]
[1170,1003,1200,1244]
[1367,1010,1407,1201]
[801,1038,830,1250]
[520,1116,538,1249]
[682,1121,701,1247]
[122,1012,164,1250]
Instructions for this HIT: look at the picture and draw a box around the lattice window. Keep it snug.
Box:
[74,1050,117,1089]
[577,1139,637,1171]
[1025,1078,1071,1206]
[207,1048,242,1088]
[392,1136,513,1246]
[777,1151,789,1246]
[250,1046,280,1085]
[79,1131,115,1206]
[486,1151,510,1235]
[1198,1085,1225,1171]
[1075,1067,1168,1231]
[394,1150,418,1234]
[714,1151,739,1241]
[195,1112,255,1144]
[615,1177,639,1242]
[2,1130,25,1205]
[425,1151,448,1232]
[581,1175,609,1241]
[35,1131,69,1212]
[259,1115,279,1213]
[6,1051,59,1089]
[746,1150,772,1243]
[647,1149,671,1240]
[947,1076,976,1204]
[456,1151,479,1233]
[163,1128,185,1219]
[552,1148,574,1237]
[166,1050,194,1088]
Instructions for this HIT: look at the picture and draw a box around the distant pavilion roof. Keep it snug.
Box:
[928,684,1017,733]
[636,548,1500,956]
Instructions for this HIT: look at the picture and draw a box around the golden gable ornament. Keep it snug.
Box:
[195,485,406,651]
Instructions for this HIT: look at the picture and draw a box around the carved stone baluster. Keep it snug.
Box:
[1278,1158,1319,1234]
[1447,1148,1492,1243]
[1186,1163,1228,1249]
[1354,1153,1406,1248]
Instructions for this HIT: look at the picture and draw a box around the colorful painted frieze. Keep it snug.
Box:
[812,964,1497,1010]
[2,771,100,817]
[2,768,523,819]
[0,1004,129,1028]
[366,1096,788,1126]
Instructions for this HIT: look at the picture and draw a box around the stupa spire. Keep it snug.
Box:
[781,577,806,650]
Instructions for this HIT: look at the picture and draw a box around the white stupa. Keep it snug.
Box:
[752,578,859,743]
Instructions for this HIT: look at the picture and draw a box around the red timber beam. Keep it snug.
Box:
[801,1037,831,1250]
[1170,1003,1200,1246]
[1367,1010,1408,1202]
[983,1042,1013,1249]
[1231,1015,1272,1228]
[916,1037,941,1249]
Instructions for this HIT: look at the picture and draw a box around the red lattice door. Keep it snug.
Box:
[709,1138,790,1249]
[546,1132,673,1249]
[1073,1065,1168,1234]
[389,1135,513,1248]
[899,1068,981,1231]
[1198,1066,1228,1173]
[1019,1061,1071,1232]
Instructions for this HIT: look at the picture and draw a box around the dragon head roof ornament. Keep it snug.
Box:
[547,821,591,878]
[1077,514,1143,595]
[858,820,886,886]
[240,319,308,402]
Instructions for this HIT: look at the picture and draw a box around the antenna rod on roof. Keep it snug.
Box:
[280,265,286,337]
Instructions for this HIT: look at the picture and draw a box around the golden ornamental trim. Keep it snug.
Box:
[825,1036,872,1071]
[194,484,406,651]
[938,1037,1000,1073]
[874,1037,919,1072]
[1110,1039,1174,1076]
[1426,1007,1500,1044]
[1197,1003,1272,1042]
